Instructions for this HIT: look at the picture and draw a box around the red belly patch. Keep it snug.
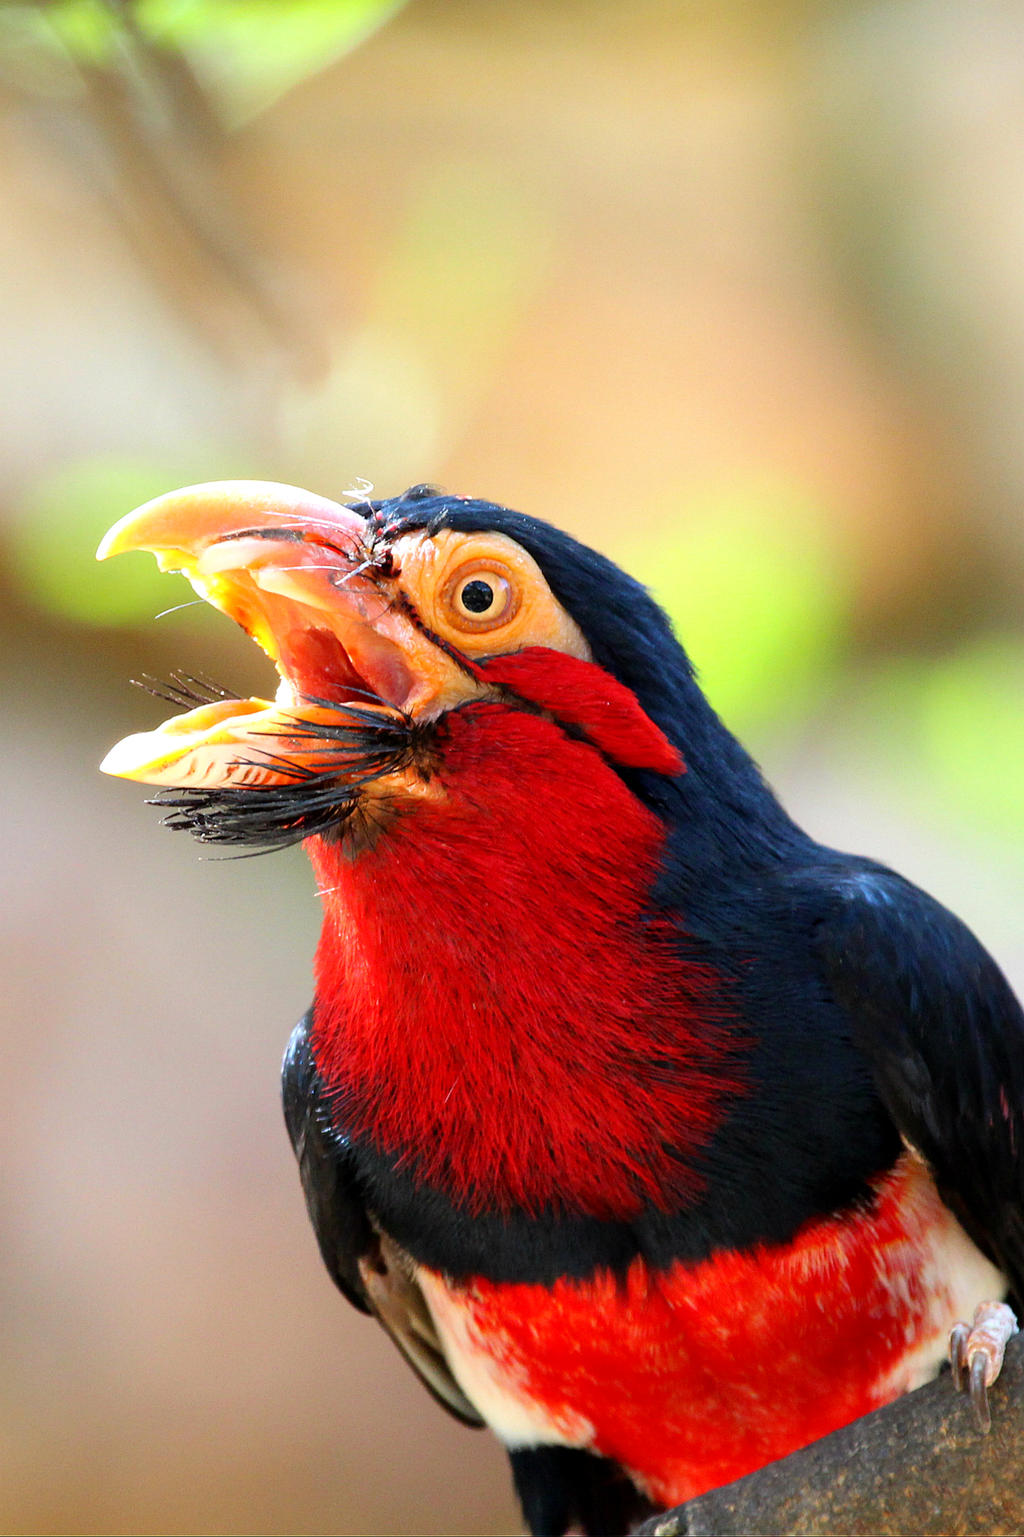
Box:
[420,1156,1001,1506]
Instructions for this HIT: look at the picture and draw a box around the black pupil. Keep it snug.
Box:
[460,579,495,614]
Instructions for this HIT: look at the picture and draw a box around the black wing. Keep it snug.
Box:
[813,866,1024,1295]
[282,1009,484,1427]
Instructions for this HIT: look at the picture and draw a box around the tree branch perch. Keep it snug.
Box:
[635,1332,1024,1537]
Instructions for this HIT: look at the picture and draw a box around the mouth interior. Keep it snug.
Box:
[193,563,390,711]
[101,552,407,789]
[274,623,380,708]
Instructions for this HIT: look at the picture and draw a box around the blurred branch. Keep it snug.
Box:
[634,1333,1024,1537]
[0,0,404,377]
[104,0,225,150]
[74,33,324,375]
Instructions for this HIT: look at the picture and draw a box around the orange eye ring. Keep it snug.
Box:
[441,560,521,632]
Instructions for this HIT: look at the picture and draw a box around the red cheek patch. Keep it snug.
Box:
[481,649,684,776]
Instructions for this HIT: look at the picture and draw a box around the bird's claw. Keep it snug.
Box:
[949,1301,1018,1434]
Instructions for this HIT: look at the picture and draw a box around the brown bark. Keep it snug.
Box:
[634,1333,1024,1537]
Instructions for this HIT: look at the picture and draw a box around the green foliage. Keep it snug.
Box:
[916,636,1024,838]
[843,637,1024,845]
[7,456,197,627]
[37,0,113,66]
[624,487,850,737]
[0,0,407,118]
[140,0,408,121]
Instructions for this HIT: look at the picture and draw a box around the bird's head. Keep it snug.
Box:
[96,481,719,852]
[99,482,771,1215]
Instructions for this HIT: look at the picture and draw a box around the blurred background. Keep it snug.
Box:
[2,1,1023,1532]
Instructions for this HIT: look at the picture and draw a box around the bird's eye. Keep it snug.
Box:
[459,579,496,614]
[442,563,520,632]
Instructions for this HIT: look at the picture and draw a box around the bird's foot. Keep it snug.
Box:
[949,1301,1018,1433]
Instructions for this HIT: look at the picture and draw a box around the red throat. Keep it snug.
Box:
[308,683,741,1219]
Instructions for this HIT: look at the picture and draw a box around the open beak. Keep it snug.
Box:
[97,480,431,790]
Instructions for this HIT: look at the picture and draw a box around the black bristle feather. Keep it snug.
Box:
[133,671,237,709]
[147,700,421,854]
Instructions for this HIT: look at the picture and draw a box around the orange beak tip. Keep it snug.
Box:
[95,483,214,563]
[95,479,359,565]
[95,523,129,561]
[98,735,161,781]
